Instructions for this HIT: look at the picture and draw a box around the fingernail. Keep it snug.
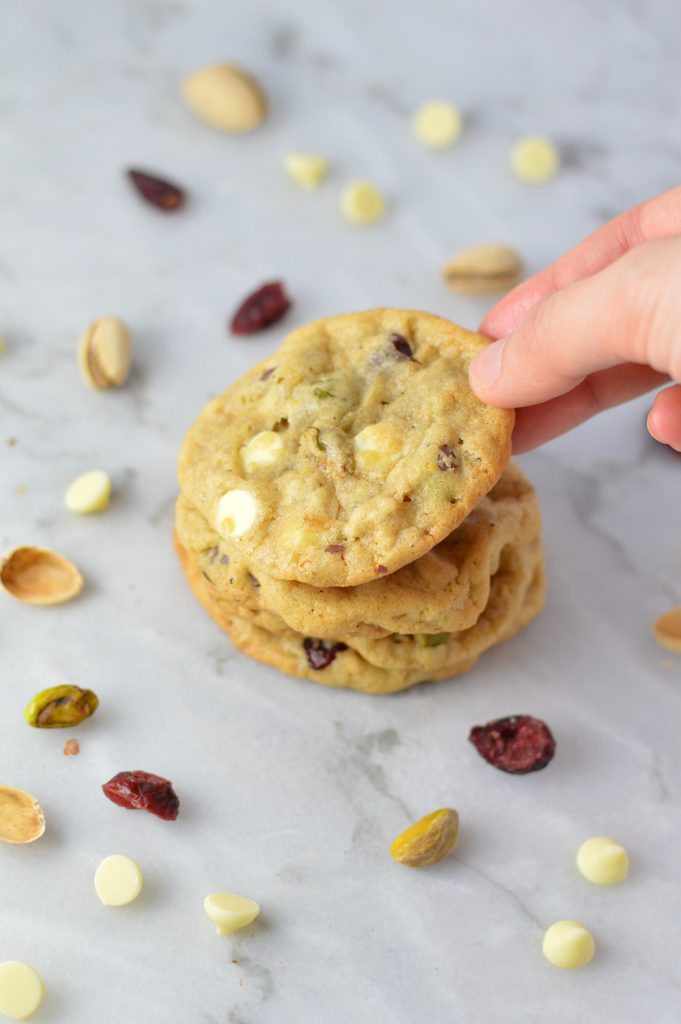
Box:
[470,335,509,391]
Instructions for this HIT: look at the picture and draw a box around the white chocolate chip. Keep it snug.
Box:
[182,63,267,133]
[542,921,595,969]
[412,100,463,150]
[354,423,402,472]
[204,892,260,936]
[216,489,258,538]
[283,153,329,189]
[0,962,44,1021]
[341,180,386,226]
[576,836,629,885]
[95,854,143,906]
[510,136,560,184]
[65,470,112,514]
[239,431,284,473]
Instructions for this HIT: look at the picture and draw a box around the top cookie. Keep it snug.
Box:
[178,309,514,587]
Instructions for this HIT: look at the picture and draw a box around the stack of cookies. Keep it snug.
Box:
[175,309,544,695]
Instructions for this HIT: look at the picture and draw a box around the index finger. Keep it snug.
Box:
[480,184,681,339]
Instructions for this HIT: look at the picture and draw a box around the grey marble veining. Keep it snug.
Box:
[1,1,680,1022]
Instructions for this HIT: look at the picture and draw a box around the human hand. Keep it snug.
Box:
[468,186,681,453]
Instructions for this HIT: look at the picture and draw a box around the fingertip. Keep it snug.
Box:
[469,336,508,398]
[647,384,681,452]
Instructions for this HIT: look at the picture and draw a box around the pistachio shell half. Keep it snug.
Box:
[443,243,523,295]
[0,786,46,844]
[24,685,99,729]
[1,547,84,605]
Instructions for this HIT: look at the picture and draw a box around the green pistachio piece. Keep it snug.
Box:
[24,684,99,729]
[417,633,449,648]
[314,387,334,399]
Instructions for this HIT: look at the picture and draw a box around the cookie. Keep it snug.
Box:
[176,462,540,639]
[175,534,545,695]
[178,310,514,587]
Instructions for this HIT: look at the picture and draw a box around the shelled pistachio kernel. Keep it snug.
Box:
[78,316,132,390]
[0,962,45,1021]
[341,180,386,226]
[576,836,629,885]
[353,423,401,473]
[240,431,284,473]
[216,489,258,539]
[182,63,267,133]
[24,684,99,729]
[390,808,459,867]
[542,921,595,969]
[65,469,111,514]
[204,892,261,936]
[412,100,463,150]
[0,787,45,845]
[0,546,84,605]
[95,855,143,906]
[443,243,523,295]
[510,136,560,184]
[417,633,449,648]
[652,606,681,653]
[283,153,329,189]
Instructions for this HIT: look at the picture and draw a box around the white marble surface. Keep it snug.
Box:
[1,1,680,1021]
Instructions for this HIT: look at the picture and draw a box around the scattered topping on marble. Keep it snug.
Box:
[0,962,45,1021]
[412,100,463,150]
[204,893,261,936]
[95,854,143,906]
[542,921,595,969]
[340,180,386,225]
[437,444,460,472]
[0,787,45,845]
[510,136,560,184]
[24,684,99,729]
[390,333,414,359]
[576,836,629,886]
[390,808,460,867]
[240,431,284,473]
[443,243,523,295]
[102,771,180,820]
[230,282,291,335]
[127,169,185,211]
[302,638,347,670]
[469,715,556,774]
[78,315,132,390]
[216,489,258,539]
[417,632,449,647]
[0,337,6,355]
[283,153,329,189]
[0,546,84,605]
[65,470,111,514]
[182,63,267,133]
[652,606,681,653]
[63,738,80,756]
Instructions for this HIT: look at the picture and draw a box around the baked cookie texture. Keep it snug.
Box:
[176,309,543,694]
[178,309,514,588]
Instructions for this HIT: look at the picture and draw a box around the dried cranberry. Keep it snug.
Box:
[325,544,345,554]
[260,366,276,381]
[390,333,414,359]
[102,770,180,819]
[469,715,555,774]
[230,282,291,335]
[437,444,460,471]
[376,564,388,574]
[127,169,185,211]
[303,638,348,670]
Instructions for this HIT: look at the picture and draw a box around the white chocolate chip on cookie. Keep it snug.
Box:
[240,431,284,473]
[354,423,402,473]
[216,489,258,538]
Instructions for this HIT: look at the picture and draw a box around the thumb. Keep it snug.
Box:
[469,237,681,409]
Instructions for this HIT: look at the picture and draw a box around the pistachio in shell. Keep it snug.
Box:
[442,243,523,295]
[24,684,99,729]
[0,786,46,844]
[0,546,84,605]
